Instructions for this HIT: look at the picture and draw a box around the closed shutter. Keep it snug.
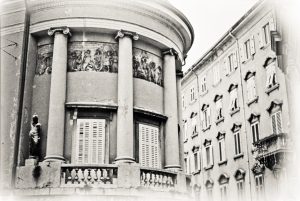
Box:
[239,46,245,63]
[233,52,238,69]
[276,112,282,134]
[207,106,211,125]
[76,119,106,164]
[203,147,207,168]
[269,17,276,31]
[250,35,256,55]
[139,123,161,168]
[200,110,204,129]
[210,146,214,166]
[271,114,277,134]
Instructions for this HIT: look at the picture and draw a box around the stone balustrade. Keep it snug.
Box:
[140,167,176,190]
[61,164,118,187]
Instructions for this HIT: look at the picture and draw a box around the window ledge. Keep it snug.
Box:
[216,117,224,125]
[189,99,197,105]
[265,83,280,95]
[260,42,271,50]
[218,160,228,166]
[230,107,240,116]
[226,70,235,77]
[247,96,259,106]
[233,153,244,160]
[204,165,214,171]
[213,79,222,87]
[200,90,208,97]
[191,132,199,139]
[193,170,201,175]
[184,138,188,143]
[202,125,211,132]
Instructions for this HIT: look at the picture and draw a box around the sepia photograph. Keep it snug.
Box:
[0,0,299,200]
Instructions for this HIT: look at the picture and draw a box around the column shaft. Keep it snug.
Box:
[115,33,135,163]
[45,30,69,161]
[163,50,180,170]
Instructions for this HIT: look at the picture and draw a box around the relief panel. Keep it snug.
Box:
[68,42,118,73]
[36,44,53,75]
[133,48,163,86]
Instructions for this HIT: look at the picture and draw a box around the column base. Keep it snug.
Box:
[44,155,65,162]
[164,165,181,172]
[114,156,135,164]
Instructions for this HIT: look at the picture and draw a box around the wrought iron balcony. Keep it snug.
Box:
[253,133,290,170]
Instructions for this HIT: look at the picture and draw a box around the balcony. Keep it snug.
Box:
[253,133,290,170]
[15,162,188,198]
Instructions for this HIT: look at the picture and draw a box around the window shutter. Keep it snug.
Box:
[276,112,282,133]
[224,57,229,75]
[233,52,238,69]
[207,106,211,125]
[258,30,264,48]
[76,119,106,164]
[203,148,207,168]
[271,114,277,134]
[246,80,251,101]
[197,152,201,171]
[269,17,276,31]
[210,146,214,166]
[200,111,204,129]
[139,124,161,168]
[186,157,190,174]
[239,46,245,63]
[250,35,256,55]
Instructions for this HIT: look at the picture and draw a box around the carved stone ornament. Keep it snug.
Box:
[115,30,139,40]
[162,48,178,59]
[48,26,72,37]
[36,44,53,75]
[29,115,41,159]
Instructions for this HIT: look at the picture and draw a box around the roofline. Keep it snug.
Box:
[183,0,264,82]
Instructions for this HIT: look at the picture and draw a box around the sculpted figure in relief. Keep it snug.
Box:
[29,115,41,159]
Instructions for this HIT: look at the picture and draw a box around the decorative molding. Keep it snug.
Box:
[115,30,139,41]
[234,168,246,180]
[218,173,230,184]
[266,100,283,114]
[48,26,71,37]
[162,48,178,59]
[36,44,53,75]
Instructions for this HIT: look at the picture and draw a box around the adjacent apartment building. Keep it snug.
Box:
[181,0,299,201]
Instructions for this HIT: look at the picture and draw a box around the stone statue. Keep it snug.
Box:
[29,115,41,159]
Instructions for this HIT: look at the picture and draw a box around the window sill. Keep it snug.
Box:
[191,132,198,139]
[265,83,280,95]
[189,99,197,105]
[260,42,271,50]
[200,90,208,97]
[226,70,236,77]
[233,153,244,160]
[218,160,228,166]
[204,165,214,171]
[230,107,240,116]
[242,56,253,65]
[216,117,224,125]
[202,125,211,132]
[193,170,201,175]
[184,138,188,143]
[213,79,222,87]
[247,96,259,106]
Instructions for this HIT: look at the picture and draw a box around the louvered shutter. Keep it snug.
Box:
[210,146,214,166]
[76,119,106,164]
[269,17,276,31]
[276,112,282,134]
[250,35,256,55]
[271,114,277,134]
[139,124,161,168]
[233,52,238,69]
[200,111,204,129]
[197,152,201,171]
[258,30,264,48]
[239,46,245,63]
[186,157,190,174]
[203,148,207,168]
[207,106,211,125]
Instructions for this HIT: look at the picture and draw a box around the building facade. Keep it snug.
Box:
[0,0,194,200]
[182,1,297,201]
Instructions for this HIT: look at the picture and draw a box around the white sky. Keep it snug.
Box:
[169,0,259,71]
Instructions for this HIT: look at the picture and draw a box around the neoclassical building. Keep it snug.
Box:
[0,0,194,200]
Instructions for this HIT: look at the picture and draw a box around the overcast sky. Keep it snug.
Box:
[169,0,259,71]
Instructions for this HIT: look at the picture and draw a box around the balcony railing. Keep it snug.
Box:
[61,164,118,187]
[140,167,176,190]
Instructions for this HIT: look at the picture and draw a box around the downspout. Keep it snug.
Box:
[229,31,254,199]
[11,0,30,188]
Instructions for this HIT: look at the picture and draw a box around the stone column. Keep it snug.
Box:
[163,48,180,171]
[44,27,71,162]
[176,69,185,172]
[115,30,138,163]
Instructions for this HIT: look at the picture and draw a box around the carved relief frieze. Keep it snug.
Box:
[36,44,53,75]
[133,48,163,86]
[68,42,118,73]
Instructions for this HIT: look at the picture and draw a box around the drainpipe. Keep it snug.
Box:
[229,31,254,200]
[11,0,30,188]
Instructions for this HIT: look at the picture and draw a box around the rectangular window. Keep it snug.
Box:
[251,121,260,143]
[244,39,251,60]
[266,63,277,88]
[75,119,106,164]
[182,95,185,109]
[194,151,200,172]
[184,157,188,173]
[220,184,228,201]
[201,106,211,129]
[237,180,245,201]
[271,111,282,134]
[218,139,226,162]
[191,87,195,102]
[263,23,270,45]
[230,88,238,111]
[139,123,161,168]
[247,76,256,102]
[184,121,188,140]
[228,54,235,73]
[213,64,220,85]
[204,145,213,168]
[201,75,207,93]
[234,131,242,155]
[255,174,265,201]
[216,99,223,120]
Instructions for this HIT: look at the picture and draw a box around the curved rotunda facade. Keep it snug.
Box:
[0,0,194,199]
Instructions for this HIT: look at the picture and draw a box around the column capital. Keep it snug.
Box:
[176,70,184,78]
[162,48,179,59]
[48,26,72,37]
[115,30,139,41]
